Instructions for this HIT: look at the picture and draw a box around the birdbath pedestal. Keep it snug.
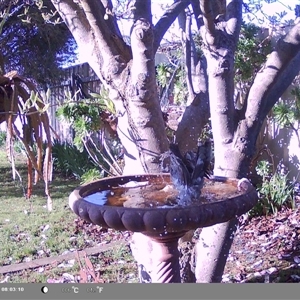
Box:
[69,174,258,283]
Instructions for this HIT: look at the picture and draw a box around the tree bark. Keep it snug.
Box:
[175,4,210,154]
[195,0,300,283]
[52,0,187,174]
[194,0,243,283]
[52,0,300,284]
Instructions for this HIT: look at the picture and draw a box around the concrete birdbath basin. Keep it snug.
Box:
[69,173,258,283]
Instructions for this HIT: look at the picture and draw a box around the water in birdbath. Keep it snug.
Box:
[83,176,242,209]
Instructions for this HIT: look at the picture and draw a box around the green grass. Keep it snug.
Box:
[0,150,84,265]
[0,148,137,283]
[3,244,138,283]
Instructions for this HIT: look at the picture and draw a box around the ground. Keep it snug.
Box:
[223,204,300,282]
[2,203,299,283]
[0,148,300,283]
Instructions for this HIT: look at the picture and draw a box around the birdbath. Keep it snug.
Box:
[69,173,258,283]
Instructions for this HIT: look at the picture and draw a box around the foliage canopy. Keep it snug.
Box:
[0,0,76,85]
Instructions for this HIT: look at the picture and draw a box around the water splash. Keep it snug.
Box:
[161,141,212,206]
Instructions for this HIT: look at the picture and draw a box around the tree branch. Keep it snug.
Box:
[153,0,190,53]
[179,7,195,103]
[132,0,152,20]
[190,0,202,29]
[131,0,154,77]
[226,0,242,42]
[200,0,215,37]
[176,48,209,154]
[100,0,122,37]
[246,23,300,134]
[80,0,122,59]
[52,0,131,81]
[51,0,90,46]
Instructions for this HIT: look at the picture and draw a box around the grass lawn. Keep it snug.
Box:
[0,148,137,283]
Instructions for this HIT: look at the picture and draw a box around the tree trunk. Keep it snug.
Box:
[195,1,300,283]
[52,0,300,284]
[194,0,243,283]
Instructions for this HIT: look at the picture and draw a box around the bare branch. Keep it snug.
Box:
[176,90,210,154]
[100,0,124,38]
[51,0,90,45]
[226,0,242,41]
[80,0,123,59]
[153,0,190,53]
[179,7,195,103]
[200,0,215,37]
[190,0,202,29]
[132,0,152,21]
[246,22,300,133]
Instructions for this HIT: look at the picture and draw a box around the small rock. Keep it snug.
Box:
[261,241,272,247]
[264,274,270,283]
[1,276,10,283]
[267,267,277,274]
[293,256,300,264]
[279,253,291,259]
[58,260,74,268]
[291,275,300,281]
[37,250,45,256]
[118,260,125,264]
[290,218,298,225]
[222,277,231,282]
[237,178,252,192]
[251,259,263,268]
[63,273,75,282]
[42,224,50,232]
[23,257,31,262]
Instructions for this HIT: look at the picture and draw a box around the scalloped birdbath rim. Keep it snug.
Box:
[69,173,258,236]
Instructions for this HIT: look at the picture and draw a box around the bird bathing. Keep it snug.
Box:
[69,143,258,283]
[69,173,258,283]
[82,174,244,208]
[69,173,258,234]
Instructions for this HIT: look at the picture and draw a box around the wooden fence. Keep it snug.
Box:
[48,63,102,142]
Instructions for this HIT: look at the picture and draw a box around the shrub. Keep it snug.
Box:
[52,139,101,180]
[0,131,6,147]
[80,168,103,184]
[251,160,295,216]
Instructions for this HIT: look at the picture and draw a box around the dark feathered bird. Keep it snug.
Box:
[165,141,212,205]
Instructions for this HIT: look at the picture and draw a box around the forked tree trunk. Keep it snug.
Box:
[53,0,300,283]
[194,0,300,282]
